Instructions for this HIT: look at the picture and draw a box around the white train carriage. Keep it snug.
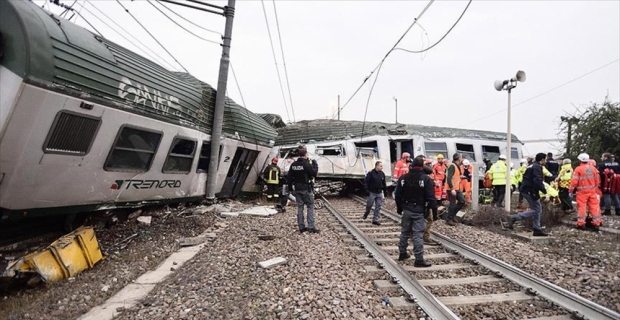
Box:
[0,0,276,222]
[267,119,523,188]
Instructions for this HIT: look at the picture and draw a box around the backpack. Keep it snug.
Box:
[611,173,620,195]
[602,168,615,193]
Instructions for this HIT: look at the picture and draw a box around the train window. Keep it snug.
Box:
[280,147,299,158]
[163,138,197,174]
[355,141,378,158]
[43,111,101,156]
[316,145,345,156]
[197,142,223,173]
[456,143,476,161]
[424,142,448,160]
[482,145,500,162]
[104,126,162,172]
[511,147,519,159]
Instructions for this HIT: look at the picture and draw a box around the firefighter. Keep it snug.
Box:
[598,152,620,216]
[287,148,319,233]
[394,157,436,267]
[392,152,411,183]
[263,157,281,207]
[432,154,447,200]
[488,155,507,207]
[556,158,574,213]
[571,153,602,230]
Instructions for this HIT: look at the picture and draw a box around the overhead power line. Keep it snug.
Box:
[147,0,222,45]
[260,0,291,123]
[116,0,189,73]
[463,58,620,126]
[394,0,472,54]
[81,1,179,70]
[50,0,102,35]
[272,0,295,122]
[156,0,223,36]
[334,0,436,119]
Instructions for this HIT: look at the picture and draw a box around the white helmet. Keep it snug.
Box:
[577,153,589,162]
[520,158,527,164]
[463,159,470,166]
[499,154,506,160]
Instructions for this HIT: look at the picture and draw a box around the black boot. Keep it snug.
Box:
[532,229,548,237]
[414,260,432,268]
[372,221,381,226]
[398,253,411,261]
[506,215,516,230]
[308,228,320,234]
[362,212,369,219]
[603,209,612,216]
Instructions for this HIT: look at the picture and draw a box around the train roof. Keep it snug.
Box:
[274,119,521,145]
[0,0,276,146]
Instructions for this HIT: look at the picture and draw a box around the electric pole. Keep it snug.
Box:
[560,116,579,156]
[337,95,340,120]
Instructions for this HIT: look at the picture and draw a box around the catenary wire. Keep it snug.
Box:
[463,58,620,126]
[77,1,179,70]
[272,0,296,122]
[260,0,292,123]
[333,0,435,119]
[156,0,223,37]
[393,0,472,54]
[116,0,189,73]
[147,0,222,45]
[60,0,78,17]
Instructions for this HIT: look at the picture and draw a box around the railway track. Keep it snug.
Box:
[321,195,620,320]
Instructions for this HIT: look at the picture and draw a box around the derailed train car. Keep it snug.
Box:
[0,0,277,224]
[265,118,522,190]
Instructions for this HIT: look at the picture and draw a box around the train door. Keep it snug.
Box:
[219,147,259,198]
[389,139,414,164]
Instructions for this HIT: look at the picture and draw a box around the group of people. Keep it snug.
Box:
[262,146,320,234]
[505,152,619,233]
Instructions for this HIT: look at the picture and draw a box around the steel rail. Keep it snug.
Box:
[321,195,459,320]
[350,195,620,320]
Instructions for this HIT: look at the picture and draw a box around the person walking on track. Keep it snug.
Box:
[363,161,387,226]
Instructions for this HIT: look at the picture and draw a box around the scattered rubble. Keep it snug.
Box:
[258,257,287,269]
[137,216,152,225]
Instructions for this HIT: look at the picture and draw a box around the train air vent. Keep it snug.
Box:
[43,111,101,155]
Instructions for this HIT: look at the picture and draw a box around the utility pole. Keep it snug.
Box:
[337,95,340,120]
[393,97,398,124]
[560,116,579,156]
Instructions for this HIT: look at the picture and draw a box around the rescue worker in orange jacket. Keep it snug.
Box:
[571,153,602,230]
[392,152,411,183]
[432,154,447,200]
[460,159,473,203]
[444,153,465,226]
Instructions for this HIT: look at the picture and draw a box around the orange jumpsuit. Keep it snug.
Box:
[460,164,474,203]
[392,159,409,181]
[571,162,602,227]
[432,162,447,200]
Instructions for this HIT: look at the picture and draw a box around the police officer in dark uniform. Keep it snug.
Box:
[287,147,319,233]
[545,152,560,183]
[394,157,436,267]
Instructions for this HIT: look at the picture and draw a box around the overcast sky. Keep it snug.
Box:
[35,0,620,156]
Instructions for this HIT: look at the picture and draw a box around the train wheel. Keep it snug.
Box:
[63,213,87,232]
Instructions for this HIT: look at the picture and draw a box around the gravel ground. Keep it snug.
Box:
[429,280,521,297]
[451,298,568,319]
[433,220,620,313]
[0,201,233,320]
[115,207,421,320]
[411,267,491,280]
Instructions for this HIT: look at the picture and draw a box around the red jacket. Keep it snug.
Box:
[392,159,409,180]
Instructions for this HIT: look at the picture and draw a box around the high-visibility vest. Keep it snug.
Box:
[540,181,559,198]
[266,166,280,184]
[516,164,527,183]
[570,163,600,192]
[510,169,518,187]
[444,163,462,190]
[558,164,573,188]
[489,160,507,185]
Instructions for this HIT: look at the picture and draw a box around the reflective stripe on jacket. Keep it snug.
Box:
[570,163,600,192]
[432,162,447,182]
[558,164,573,188]
[489,160,507,185]
[392,160,409,180]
